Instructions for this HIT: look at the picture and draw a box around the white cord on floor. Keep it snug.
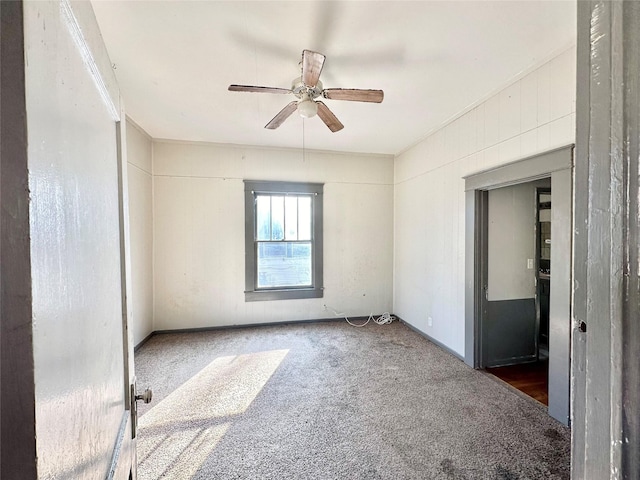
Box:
[324,305,396,328]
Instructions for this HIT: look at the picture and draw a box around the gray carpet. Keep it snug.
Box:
[134,321,570,480]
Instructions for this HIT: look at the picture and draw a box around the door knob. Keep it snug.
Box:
[135,388,153,404]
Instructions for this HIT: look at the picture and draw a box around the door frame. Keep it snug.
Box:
[573,2,640,476]
[463,145,573,424]
[477,179,550,368]
[534,187,552,361]
[0,1,39,476]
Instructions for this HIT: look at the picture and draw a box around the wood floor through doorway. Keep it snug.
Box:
[486,360,549,406]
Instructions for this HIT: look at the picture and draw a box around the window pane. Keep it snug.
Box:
[285,196,298,240]
[298,196,311,240]
[245,180,322,301]
[256,242,312,288]
[271,196,284,240]
[256,196,271,241]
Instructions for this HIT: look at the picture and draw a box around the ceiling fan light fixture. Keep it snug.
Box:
[297,98,318,118]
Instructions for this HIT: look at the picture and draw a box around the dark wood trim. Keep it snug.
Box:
[0,1,38,477]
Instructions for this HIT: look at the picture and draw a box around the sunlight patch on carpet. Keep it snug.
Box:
[140,349,289,427]
[137,349,289,478]
[138,423,230,478]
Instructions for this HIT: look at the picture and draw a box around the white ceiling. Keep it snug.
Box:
[91,1,576,156]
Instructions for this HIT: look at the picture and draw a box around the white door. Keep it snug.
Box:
[24,1,138,478]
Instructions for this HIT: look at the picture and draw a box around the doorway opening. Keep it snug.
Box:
[486,188,552,405]
[463,145,573,425]
[479,179,551,405]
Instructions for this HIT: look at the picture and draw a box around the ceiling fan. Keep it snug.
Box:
[228,50,384,132]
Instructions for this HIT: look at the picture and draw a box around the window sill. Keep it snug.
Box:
[244,288,323,302]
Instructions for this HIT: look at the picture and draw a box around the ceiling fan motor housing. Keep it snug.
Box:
[292,77,323,100]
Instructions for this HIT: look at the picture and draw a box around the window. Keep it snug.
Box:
[244,180,323,301]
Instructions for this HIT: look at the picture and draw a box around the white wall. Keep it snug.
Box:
[152,141,394,330]
[487,182,536,301]
[393,46,576,356]
[126,118,154,345]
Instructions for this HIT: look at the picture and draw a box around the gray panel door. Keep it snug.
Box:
[483,183,538,367]
[483,299,537,366]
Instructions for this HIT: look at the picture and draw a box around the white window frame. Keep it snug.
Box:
[244,180,323,301]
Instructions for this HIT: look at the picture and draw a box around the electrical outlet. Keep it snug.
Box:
[427,316,433,327]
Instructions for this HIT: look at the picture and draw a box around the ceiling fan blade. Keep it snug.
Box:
[265,101,298,130]
[323,89,384,103]
[316,101,344,132]
[229,85,292,94]
[301,50,325,88]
